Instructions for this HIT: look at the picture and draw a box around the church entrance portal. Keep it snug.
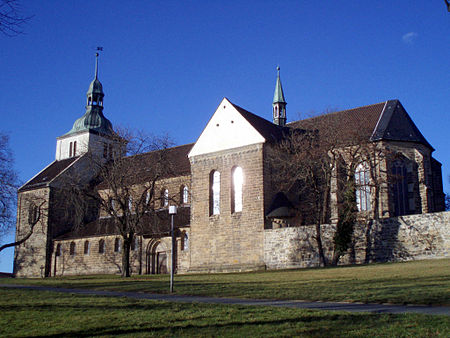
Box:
[146,240,168,274]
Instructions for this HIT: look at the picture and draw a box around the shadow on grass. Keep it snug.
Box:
[27,313,400,338]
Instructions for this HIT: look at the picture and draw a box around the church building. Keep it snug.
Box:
[14,57,448,278]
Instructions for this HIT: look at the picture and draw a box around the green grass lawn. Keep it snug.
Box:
[0,288,448,337]
[4,259,450,305]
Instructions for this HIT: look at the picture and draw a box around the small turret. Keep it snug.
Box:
[272,66,287,126]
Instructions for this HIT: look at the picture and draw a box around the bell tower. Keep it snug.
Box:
[55,52,118,161]
[272,66,287,126]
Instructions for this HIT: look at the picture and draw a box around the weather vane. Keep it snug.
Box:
[96,46,103,56]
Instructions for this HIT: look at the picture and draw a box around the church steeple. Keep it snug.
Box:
[272,66,287,126]
[63,52,113,137]
[55,52,121,161]
[86,52,104,109]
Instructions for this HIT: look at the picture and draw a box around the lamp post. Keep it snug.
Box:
[169,205,177,293]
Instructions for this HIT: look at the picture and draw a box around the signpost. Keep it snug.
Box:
[169,205,177,293]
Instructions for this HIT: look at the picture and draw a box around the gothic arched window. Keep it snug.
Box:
[391,160,409,216]
[209,170,220,215]
[231,166,243,213]
[355,162,371,211]
[181,185,189,204]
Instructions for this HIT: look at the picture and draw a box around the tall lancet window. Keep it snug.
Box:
[391,160,409,216]
[355,162,371,211]
[231,166,243,213]
[181,185,189,204]
[209,171,220,215]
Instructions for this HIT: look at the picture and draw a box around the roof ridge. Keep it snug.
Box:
[124,142,194,160]
[287,100,392,125]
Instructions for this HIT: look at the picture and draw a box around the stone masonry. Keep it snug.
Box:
[264,211,450,269]
[189,143,266,272]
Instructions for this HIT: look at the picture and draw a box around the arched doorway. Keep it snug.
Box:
[146,240,168,274]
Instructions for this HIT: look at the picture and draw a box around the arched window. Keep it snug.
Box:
[114,238,121,253]
[69,242,76,256]
[231,166,243,213]
[391,160,409,216]
[182,232,189,251]
[28,203,39,225]
[73,141,77,156]
[145,190,151,204]
[209,171,220,215]
[161,189,169,207]
[110,198,117,212]
[131,236,139,251]
[84,241,90,255]
[55,243,61,257]
[98,239,105,254]
[181,186,189,204]
[69,142,73,157]
[355,162,371,212]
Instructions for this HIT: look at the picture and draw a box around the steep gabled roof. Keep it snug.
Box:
[230,101,287,143]
[288,101,386,144]
[288,100,433,149]
[19,157,79,192]
[370,100,433,149]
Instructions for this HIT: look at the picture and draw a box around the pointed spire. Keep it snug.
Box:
[273,66,286,104]
[272,66,287,126]
[94,52,99,79]
[87,52,104,97]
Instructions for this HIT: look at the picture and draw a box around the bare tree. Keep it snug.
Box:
[0,196,45,253]
[0,0,32,37]
[70,130,176,277]
[0,132,19,242]
[270,111,390,266]
[271,126,337,266]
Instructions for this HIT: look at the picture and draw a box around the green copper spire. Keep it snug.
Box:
[273,66,286,104]
[272,66,287,126]
[64,53,113,136]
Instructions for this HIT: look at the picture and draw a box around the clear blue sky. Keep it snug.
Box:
[0,1,449,272]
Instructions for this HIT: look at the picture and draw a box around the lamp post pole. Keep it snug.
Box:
[169,205,177,293]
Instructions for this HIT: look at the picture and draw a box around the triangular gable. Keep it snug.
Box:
[188,98,266,158]
[370,100,433,149]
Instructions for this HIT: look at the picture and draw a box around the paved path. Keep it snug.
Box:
[1,284,449,316]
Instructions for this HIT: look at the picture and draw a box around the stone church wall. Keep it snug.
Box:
[189,144,266,273]
[14,188,51,278]
[264,211,449,269]
[52,235,141,276]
